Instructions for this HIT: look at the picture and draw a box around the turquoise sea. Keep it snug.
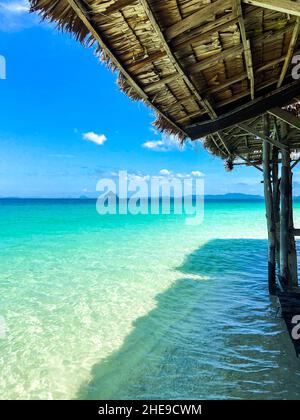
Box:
[1,199,300,400]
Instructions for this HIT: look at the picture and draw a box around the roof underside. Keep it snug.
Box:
[30,0,300,162]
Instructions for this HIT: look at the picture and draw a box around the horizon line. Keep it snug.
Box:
[0,193,265,200]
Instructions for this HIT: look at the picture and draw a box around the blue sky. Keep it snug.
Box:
[0,1,269,197]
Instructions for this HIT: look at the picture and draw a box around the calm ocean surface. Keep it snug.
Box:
[1,199,300,400]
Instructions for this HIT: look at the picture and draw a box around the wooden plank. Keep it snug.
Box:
[65,0,188,138]
[243,0,300,17]
[238,123,288,149]
[187,45,244,74]
[186,81,300,139]
[165,0,232,41]
[277,18,300,88]
[268,107,300,131]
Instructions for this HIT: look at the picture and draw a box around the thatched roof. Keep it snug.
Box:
[29,0,300,163]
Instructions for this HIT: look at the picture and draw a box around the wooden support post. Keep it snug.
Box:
[280,148,291,286]
[280,124,298,289]
[288,162,298,289]
[263,115,276,294]
[272,146,280,269]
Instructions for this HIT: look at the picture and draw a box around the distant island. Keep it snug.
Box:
[205,193,263,201]
[1,193,264,200]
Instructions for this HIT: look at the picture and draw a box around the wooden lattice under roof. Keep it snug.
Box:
[29,0,300,162]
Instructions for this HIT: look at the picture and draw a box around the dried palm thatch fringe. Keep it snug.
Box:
[203,136,227,159]
[153,114,187,143]
[117,73,142,102]
[95,46,118,73]
[30,0,89,43]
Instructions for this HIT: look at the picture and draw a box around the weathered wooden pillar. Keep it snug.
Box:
[288,164,298,289]
[272,146,280,268]
[263,116,276,294]
[280,148,290,285]
[280,123,298,289]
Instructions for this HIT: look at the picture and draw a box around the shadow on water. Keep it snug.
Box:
[76,239,300,400]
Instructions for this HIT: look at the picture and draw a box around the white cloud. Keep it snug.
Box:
[160,169,171,176]
[83,132,107,146]
[142,140,165,151]
[191,171,204,178]
[176,173,190,179]
[1,1,28,13]
[142,134,181,152]
[0,1,37,32]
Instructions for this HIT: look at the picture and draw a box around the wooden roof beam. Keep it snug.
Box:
[165,0,232,41]
[277,18,300,88]
[209,134,228,156]
[235,0,255,99]
[242,0,300,17]
[186,81,300,139]
[237,155,263,172]
[237,123,289,149]
[66,0,188,138]
[216,132,231,155]
[268,107,300,131]
[140,0,217,119]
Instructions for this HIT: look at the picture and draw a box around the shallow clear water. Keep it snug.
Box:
[0,199,300,400]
